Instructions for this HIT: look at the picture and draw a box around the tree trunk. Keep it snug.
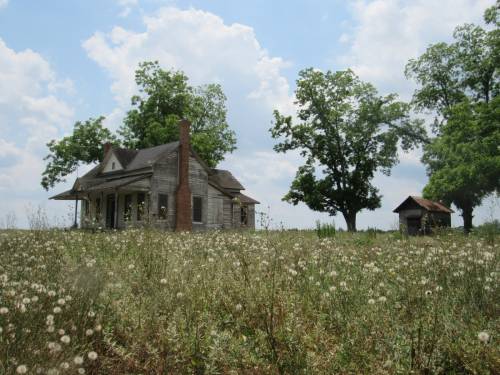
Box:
[342,211,357,232]
[461,204,474,234]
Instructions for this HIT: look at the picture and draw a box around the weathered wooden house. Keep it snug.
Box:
[393,196,453,235]
[50,120,259,231]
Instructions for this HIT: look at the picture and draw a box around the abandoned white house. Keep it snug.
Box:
[393,196,453,235]
[50,120,259,231]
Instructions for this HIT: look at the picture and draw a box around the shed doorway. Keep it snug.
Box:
[407,217,421,236]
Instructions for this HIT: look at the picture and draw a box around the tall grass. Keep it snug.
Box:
[0,229,498,374]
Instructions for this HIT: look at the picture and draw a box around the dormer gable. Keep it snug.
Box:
[102,151,124,173]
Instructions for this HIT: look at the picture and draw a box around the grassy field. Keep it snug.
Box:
[0,229,498,374]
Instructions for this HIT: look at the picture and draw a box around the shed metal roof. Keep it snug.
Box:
[393,196,454,213]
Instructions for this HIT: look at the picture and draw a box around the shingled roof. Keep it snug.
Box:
[209,169,244,191]
[393,196,454,213]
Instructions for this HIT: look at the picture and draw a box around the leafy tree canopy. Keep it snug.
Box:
[119,61,236,166]
[423,98,500,232]
[41,117,117,190]
[406,2,499,232]
[42,61,236,190]
[270,68,427,231]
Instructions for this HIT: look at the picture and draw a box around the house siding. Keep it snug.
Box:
[207,185,225,229]
[78,149,257,231]
[188,155,208,231]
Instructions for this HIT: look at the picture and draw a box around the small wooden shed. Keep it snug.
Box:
[393,196,453,235]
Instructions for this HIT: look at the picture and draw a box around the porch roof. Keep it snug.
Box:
[84,174,151,192]
[49,189,82,200]
[234,192,260,204]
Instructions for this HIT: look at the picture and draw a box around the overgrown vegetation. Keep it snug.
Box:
[1,229,498,374]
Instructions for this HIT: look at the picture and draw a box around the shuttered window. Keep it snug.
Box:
[158,194,168,220]
[137,193,145,221]
[193,196,202,223]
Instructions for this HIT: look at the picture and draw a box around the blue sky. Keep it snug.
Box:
[0,0,498,229]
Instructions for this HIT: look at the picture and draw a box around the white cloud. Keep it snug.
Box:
[0,0,8,9]
[0,38,75,227]
[82,7,295,132]
[338,0,493,99]
[80,3,498,230]
[116,0,138,17]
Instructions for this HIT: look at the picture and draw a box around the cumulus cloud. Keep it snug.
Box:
[0,39,75,226]
[80,3,497,230]
[335,0,499,228]
[82,7,294,137]
[116,0,138,17]
[338,0,493,99]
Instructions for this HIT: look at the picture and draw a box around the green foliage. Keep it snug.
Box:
[270,68,427,231]
[42,61,237,190]
[422,98,500,229]
[315,221,336,238]
[41,117,117,190]
[406,4,500,233]
[119,61,236,167]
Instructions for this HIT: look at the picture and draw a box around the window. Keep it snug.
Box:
[83,200,90,216]
[95,198,101,220]
[111,162,116,170]
[241,206,248,225]
[158,194,168,220]
[192,196,202,223]
[124,194,132,221]
[137,193,146,221]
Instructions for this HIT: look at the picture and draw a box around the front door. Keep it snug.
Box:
[106,194,116,229]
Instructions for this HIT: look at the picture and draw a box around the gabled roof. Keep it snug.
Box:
[209,169,244,191]
[113,148,138,167]
[393,196,454,213]
[125,142,179,170]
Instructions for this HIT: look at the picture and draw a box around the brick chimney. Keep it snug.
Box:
[175,119,192,231]
[103,142,112,157]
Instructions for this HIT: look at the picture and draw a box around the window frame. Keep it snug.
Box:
[240,205,248,226]
[124,194,133,221]
[192,196,203,223]
[158,193,168,220]
[137,192,146,221]
[95,197,101,220]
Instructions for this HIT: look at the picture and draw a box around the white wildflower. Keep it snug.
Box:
[87,351,98,361]
[74,356,84,365]
[478,331,490,343]
[60,335,70,344]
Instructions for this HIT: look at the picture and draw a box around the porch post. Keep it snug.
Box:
[114,190,118,229]
[73,195,78,229]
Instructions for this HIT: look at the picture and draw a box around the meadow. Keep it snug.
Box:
[0,228,498,374]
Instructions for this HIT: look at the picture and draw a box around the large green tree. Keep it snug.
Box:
[270,68,427,231]
[42,61,236,190]
[405,2,499,232]
[41,117,117,190]
[119,61,236,165]
[422,98,500,233]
